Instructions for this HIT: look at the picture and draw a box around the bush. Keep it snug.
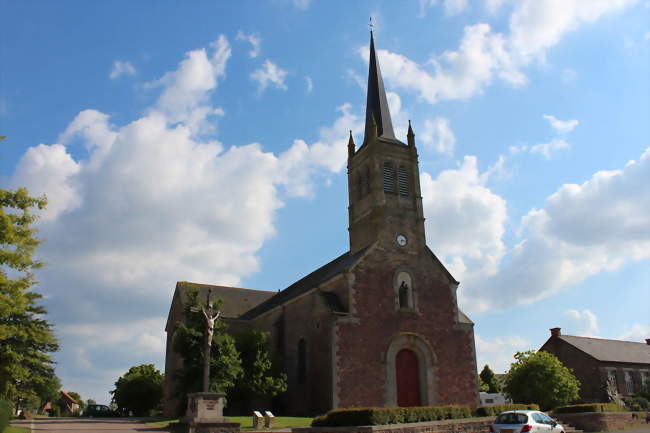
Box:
[623,396,649,411]
[47,406,61,417]
[311,405,473,426]
[554,403,625,413]
[475,404,540,417]
[0,400,12,432]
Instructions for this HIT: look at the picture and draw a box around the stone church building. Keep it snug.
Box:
[164,32,479,416]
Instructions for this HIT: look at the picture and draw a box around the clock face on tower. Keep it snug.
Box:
[396,234,407,247]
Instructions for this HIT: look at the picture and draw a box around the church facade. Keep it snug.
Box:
[164,32,479,417]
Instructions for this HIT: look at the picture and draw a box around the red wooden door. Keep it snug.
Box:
[396,349,421,407]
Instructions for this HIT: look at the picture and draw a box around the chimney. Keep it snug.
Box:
[646,338,650,345]
[550,327,561,337]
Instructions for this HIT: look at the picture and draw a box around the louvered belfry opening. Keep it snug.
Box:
[383,162,396,193]
[398,166,409,196]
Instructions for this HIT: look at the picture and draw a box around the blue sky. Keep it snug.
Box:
[1,0,649,404]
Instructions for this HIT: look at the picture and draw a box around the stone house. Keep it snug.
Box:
[164,32,479,416]
[540,328,650,402]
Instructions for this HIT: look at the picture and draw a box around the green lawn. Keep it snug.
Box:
[145,416,313,430]
[5,426,31,433]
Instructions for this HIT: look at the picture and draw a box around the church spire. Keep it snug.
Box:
[363,30,397,144]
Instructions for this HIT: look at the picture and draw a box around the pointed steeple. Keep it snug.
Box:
[347,130,355,159]
[363,31,397,144]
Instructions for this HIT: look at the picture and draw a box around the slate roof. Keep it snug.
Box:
[558,335,650,364]
[174,282,275,319]
[240,248,368,320]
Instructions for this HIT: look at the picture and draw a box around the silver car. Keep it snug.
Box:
[490,410,564,433]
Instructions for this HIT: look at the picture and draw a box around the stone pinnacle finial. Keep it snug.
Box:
[407,120,415,147]
[348,130,355,159]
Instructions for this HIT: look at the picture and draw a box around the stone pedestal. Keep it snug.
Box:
[173,393,240,433]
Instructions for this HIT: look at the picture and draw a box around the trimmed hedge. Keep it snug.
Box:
[554,403,625,413]
[311,405,472,427]
[0,400,12,432]
[475,404,540,417]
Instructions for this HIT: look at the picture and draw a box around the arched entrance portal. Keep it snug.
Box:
[396,349,421,406]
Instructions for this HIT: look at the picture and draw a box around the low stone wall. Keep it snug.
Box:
[293,417,493,433]
[553,411,648,432]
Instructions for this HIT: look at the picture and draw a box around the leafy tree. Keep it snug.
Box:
[110,364,163,416]
[86,399,96,406]
[0,188,59,410]
[477,373,489,392]
[173,288,242,411]
[504,351,580,410]
[480,365,501,393]
[67,392,85,410]
[229,330,287,411]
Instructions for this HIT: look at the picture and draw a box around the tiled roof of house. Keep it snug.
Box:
[175,282,275,319]
[240,247,369,320]
[60,391,77,404]
[558,335,650,364]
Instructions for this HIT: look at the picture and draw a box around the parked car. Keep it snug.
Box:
[84,404,120,417]
[490,410,564,433]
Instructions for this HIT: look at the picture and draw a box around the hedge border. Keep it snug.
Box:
[312,405,473,427]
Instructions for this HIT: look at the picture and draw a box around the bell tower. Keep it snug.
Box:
[348,32,426,254]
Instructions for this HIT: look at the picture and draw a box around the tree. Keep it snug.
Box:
[477,374,489,392]
[229,330,287,412]
[480,364,501,393]
[504,351,580,410]
[67,392,85,410]
[86,399,96,406]
[172,288,242,412]
[110,364,163,416]
[0,188,59,410]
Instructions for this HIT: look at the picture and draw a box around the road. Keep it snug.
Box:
[10,417,170,433]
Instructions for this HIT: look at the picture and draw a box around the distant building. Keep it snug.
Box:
[164,31,479,417]
[58,391,79,413]
[539,328,650,403]
[479,392,511,406]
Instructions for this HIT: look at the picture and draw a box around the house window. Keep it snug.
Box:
[297,339,307,383]
[607,370,618,393]
[383,162,396,193]
[398,166,409,196]
[624,371,635,394]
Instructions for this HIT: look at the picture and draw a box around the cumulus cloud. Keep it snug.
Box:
[453,148,650,313]
[475,334,529,373]
[564,309,599,336]
[543,114,579,134]
[236,31,261,58]
[419,117,456,155]
[109,60,136,80]
[530,138,570,159]
[618,323,650,341]
[251,59,289,93]
[9,35,360,402]
[368,0,636,104]
[421,156,508,297]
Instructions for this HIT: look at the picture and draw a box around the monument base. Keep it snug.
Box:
[173,392,240,433]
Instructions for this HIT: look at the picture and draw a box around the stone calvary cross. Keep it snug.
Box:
[200,289,220,393]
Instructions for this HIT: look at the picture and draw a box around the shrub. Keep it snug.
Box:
[47,406,61,417]
[0,400,12,432]
[475,404,540,417]
[623,396,649,411]
[554,403,625,413]
[311,405,472,426]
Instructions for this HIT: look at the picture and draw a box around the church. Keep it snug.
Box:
[164,32,479,417]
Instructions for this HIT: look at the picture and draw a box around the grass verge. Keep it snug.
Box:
[144,416,313,430]
[6,426,31,433]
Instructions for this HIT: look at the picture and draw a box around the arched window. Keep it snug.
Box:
[396,271,414,309]
[297,339,306,383]
[398,166,409,196]
[383,162,396,193]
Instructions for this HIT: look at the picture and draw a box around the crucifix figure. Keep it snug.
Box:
[201,289,221,392]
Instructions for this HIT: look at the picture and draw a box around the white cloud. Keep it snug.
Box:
[562,68,578,82]
[369,0,636,104]
[109,60,136,80]
[484,0,509,15]
[236,31,261,58]
[564,309,599,336]
[293,0,311,9]
[418,0,469,17]
[251,59,288,93]
[543,114,579,134]
[475,334,529,373]
[531,138,570,159]
[419,117,456,155]
[458,148,650,313]
[305,76,313,92]
[618,323,650,341]
[421,156,508,301]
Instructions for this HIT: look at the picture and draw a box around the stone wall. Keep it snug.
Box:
[553,411,648,432]
[293,417,492,433]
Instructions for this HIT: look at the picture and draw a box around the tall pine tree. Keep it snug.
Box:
[0,188,59,409]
